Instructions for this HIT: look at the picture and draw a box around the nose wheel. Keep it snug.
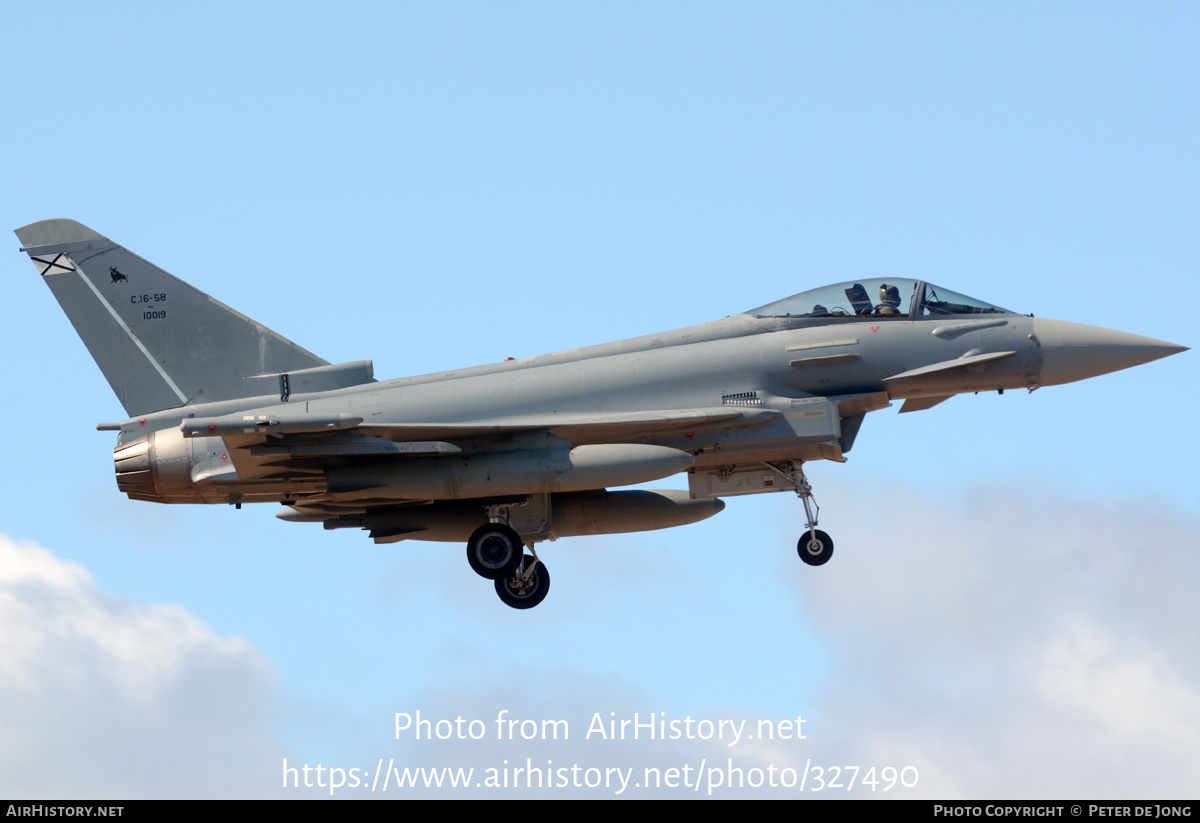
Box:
[768,460,835,568]
[797,529,834,565]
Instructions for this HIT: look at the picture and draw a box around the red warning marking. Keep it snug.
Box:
[208,424,217,432]
[220,453,228,461]
[686,432,694,439]
[871,325,880,333]
[138,418,146,426]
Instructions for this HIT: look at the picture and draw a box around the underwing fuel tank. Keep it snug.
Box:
[324,444,695,501]
[297,489,726,543]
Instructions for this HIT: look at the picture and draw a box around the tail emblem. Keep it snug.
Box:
[109,267,128,284]
[30,254,76,276]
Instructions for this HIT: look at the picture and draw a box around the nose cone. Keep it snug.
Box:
[1033,318,1188,387]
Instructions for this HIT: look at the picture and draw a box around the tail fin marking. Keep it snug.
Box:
[16,219,328,416]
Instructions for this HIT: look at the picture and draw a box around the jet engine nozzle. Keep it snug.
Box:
[113,429,201,502]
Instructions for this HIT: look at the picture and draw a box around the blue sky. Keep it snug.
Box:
[1,2,1197,798]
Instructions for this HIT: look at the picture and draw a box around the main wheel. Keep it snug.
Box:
[797,529,834,566]
[495,555,550,609]
[466,523,524,580]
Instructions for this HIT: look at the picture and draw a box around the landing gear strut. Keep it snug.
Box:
[768,460,835,567]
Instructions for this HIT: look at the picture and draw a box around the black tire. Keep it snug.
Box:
[797,529,834,566]
[466,523,524,580]
[495,554,550,609]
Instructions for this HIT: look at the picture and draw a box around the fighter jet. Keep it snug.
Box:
[16,219,1187,609]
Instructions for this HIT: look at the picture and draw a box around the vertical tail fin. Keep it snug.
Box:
[15,219,328,416]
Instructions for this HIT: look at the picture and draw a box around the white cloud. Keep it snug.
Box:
[0,535,286,798]
[791,480,1200,798]
[1036,622,1200,746]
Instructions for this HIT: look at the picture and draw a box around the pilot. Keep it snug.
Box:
[809,304,829,317]
[877,284,902,315]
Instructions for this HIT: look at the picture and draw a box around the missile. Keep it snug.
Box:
[180,412,363,437]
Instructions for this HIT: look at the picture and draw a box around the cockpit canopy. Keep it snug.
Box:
[746,279,1014,321]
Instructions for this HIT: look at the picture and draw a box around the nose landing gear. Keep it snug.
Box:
[768,460,835,567]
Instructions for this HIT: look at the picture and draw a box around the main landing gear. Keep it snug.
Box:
[767,460,835,567]
[466,514,551,609]
[466,522,524,580]
[494,553,550,610]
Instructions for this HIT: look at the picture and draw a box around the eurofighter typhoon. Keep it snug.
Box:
[16,219,1187,609]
